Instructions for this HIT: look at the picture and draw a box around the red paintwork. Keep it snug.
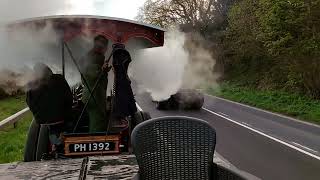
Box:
[8,16,164,47]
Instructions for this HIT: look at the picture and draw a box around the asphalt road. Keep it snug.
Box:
[135,93,320,180]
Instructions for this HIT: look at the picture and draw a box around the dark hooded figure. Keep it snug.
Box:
[26,63,73,149]
[112,46,137,119]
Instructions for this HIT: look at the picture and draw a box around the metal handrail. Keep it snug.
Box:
[0,108,30,130]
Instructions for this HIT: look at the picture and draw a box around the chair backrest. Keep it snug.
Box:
[131,116,216,180]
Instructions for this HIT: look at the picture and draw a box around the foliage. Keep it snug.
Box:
[136,0,234,35]
[0,87,9,100]
[224,0,320,97]
[257,0,320,57]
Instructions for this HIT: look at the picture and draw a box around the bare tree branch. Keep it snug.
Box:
[136,0,234,33]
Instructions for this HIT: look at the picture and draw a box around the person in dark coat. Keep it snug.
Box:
[112,46,137,120]
[26,63,73,150]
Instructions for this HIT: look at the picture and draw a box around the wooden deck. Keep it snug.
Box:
[0,154,259,179]
[0,155,137,180]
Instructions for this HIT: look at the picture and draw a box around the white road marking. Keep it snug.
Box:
[205,94,320,128]
[202,107,320,161]
[292,142,319,154]
[136,103,143,111]
[218,112,229,117]
[242,122,252,127]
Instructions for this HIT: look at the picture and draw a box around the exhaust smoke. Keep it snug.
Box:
[129,28,219,101]
[129,29,188,101]
[0,1,219,99]
[0,0,112,93]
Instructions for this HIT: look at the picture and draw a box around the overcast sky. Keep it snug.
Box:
[0,0,146,22]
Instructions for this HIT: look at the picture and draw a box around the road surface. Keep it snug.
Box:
[135,93,320,180]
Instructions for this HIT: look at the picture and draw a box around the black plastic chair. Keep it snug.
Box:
[131,116,216,180]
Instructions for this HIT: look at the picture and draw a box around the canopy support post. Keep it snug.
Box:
[61,39,65,77]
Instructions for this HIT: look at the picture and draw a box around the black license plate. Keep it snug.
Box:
[69,142,116,153]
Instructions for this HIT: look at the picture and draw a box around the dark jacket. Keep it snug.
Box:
[112,48,137,117]
[26,74,73,124]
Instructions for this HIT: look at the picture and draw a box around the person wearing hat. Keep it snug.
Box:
[80,35,111,133]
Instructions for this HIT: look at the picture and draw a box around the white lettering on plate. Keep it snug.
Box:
[99,143,104,150]
[105,143,110,150]
[74,144,80,152]
[93,143,98,151]
[80,144,86,151]
[73,142,112,152]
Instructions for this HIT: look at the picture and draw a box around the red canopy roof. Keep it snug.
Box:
[8,15,165,48]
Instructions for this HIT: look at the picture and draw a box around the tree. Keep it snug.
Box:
[256,0,320,57]
[136,0,234,35]
[224,0,320,97]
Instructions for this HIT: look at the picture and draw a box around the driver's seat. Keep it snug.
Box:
[131,116,216,180]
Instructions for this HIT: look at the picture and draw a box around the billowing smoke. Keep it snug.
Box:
[0,0,101,23]
[0,0,109,93]
[0,0,147,94]
[182,33,219,90]
[0,0,218,99]
[0,0,146,24]
[129,28,219,101]
[0,22,58,93]
[130,29,188,100]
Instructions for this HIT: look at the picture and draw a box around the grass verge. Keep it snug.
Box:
[0,95,32,164]
[0,96,27,120]
[207,82,320,125]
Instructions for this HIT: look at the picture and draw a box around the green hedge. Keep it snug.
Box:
[0,88,9,100]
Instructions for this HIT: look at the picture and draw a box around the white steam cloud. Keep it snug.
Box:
[0,1,218,98]
[0,0,105,23]
[130,29,219,101]
[182,34,219,90]
[0,0,121,93]
[0,0,145,23]
[130,29,188,100]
